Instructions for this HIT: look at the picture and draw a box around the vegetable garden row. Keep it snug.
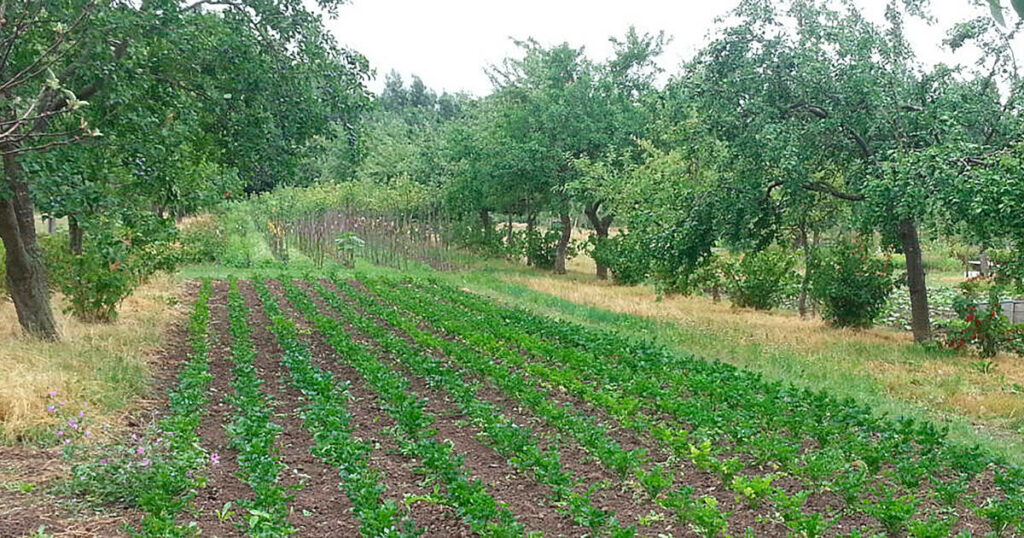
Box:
[111,275,1023,537]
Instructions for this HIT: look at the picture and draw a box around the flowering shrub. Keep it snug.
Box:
[947,290,1017,358]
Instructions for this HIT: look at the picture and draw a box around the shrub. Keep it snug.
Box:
[947,289,1018,358]
[724,247,797,310]
[507,225,580,270]
[450,219,503,256]
[179,206,266,268]
[178,214,230,264]
[591,233,649,285]
[56,216,178,323]
[809,240,895,328]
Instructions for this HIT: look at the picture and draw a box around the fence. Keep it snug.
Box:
[977,300,1024,324]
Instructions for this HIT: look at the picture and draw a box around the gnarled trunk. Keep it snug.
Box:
[1,150,58,340]
[899,218,931,342]
[553,212,572,275]
[979,250,991,278]
[584,201,613,280]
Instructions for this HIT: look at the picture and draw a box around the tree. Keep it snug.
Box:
[985,0,1024,24]
[1,0,369,337]
[680,0,1020,342]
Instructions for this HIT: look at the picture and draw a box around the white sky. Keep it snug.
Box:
[323,1,1023,96]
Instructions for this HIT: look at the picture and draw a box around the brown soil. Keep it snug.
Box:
[261,279,476,537]
[339,279,891,536]
[190,281,364,536]
[190,280,254,537]
[268,278,592,536]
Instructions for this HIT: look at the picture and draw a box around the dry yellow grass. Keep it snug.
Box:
[0,275,183,444]
[512,272,911,352]
[505,271,1024,434]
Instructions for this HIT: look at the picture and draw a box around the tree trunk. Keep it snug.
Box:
[69,216,83,255]
[899,218,931,342]
[46,217,55,234]
[584,201,613,280]
[979,250,991,278]
[1,151,59,340]
[525,212,536,266]
[479,208,491,233]
[553,212,572,275]
[797,225,811,318]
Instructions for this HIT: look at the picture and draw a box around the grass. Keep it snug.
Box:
[433,258,1024,465]
[0,274,182,444]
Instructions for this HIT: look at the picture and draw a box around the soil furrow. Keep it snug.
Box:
[192,280,251,537]
[269,278,587,536]
[237,280,360,536]
[261,279,476,537]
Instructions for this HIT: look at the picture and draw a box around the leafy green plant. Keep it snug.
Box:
[907,515,957,538]
[335,232,365,268]
[591,233,650,285]
[53,216,177,322]
[677,495,730,538]
[636,464,674,500]
[723,246,797,310]
[810,239,895,328]
[730,474,778,509]
[975,496,1023,537]
[948,289,1014,357]
[864,489,918,537]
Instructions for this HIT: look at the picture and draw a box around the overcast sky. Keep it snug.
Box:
[323,1,1022,96]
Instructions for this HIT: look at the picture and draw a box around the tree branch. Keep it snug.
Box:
[801,180,865,201]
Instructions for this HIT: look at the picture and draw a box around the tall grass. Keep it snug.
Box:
[0,275,181,444]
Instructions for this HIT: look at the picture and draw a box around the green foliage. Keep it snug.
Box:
[65,281,215,534]
[335,232,365,268]
[947,288,1019,357]
[810,240,896,328]
[590,234,649,285]
[52,216,177,323]
[521,227,571,270]
[863,490,918,537]
[723,247,797,310]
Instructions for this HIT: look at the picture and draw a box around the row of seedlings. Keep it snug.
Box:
[253,280,420,536]
[371,278,945,535]
[223,279,294,536]
[130,280,216,535]
[405,278,1024,537]
[267,280,527,536]
[349,277,781,537]
[294,279,638,536]
[331,278,766,534]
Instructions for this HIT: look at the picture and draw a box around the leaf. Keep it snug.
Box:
[988,0,1007,25]
[1013,0,1024,17]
